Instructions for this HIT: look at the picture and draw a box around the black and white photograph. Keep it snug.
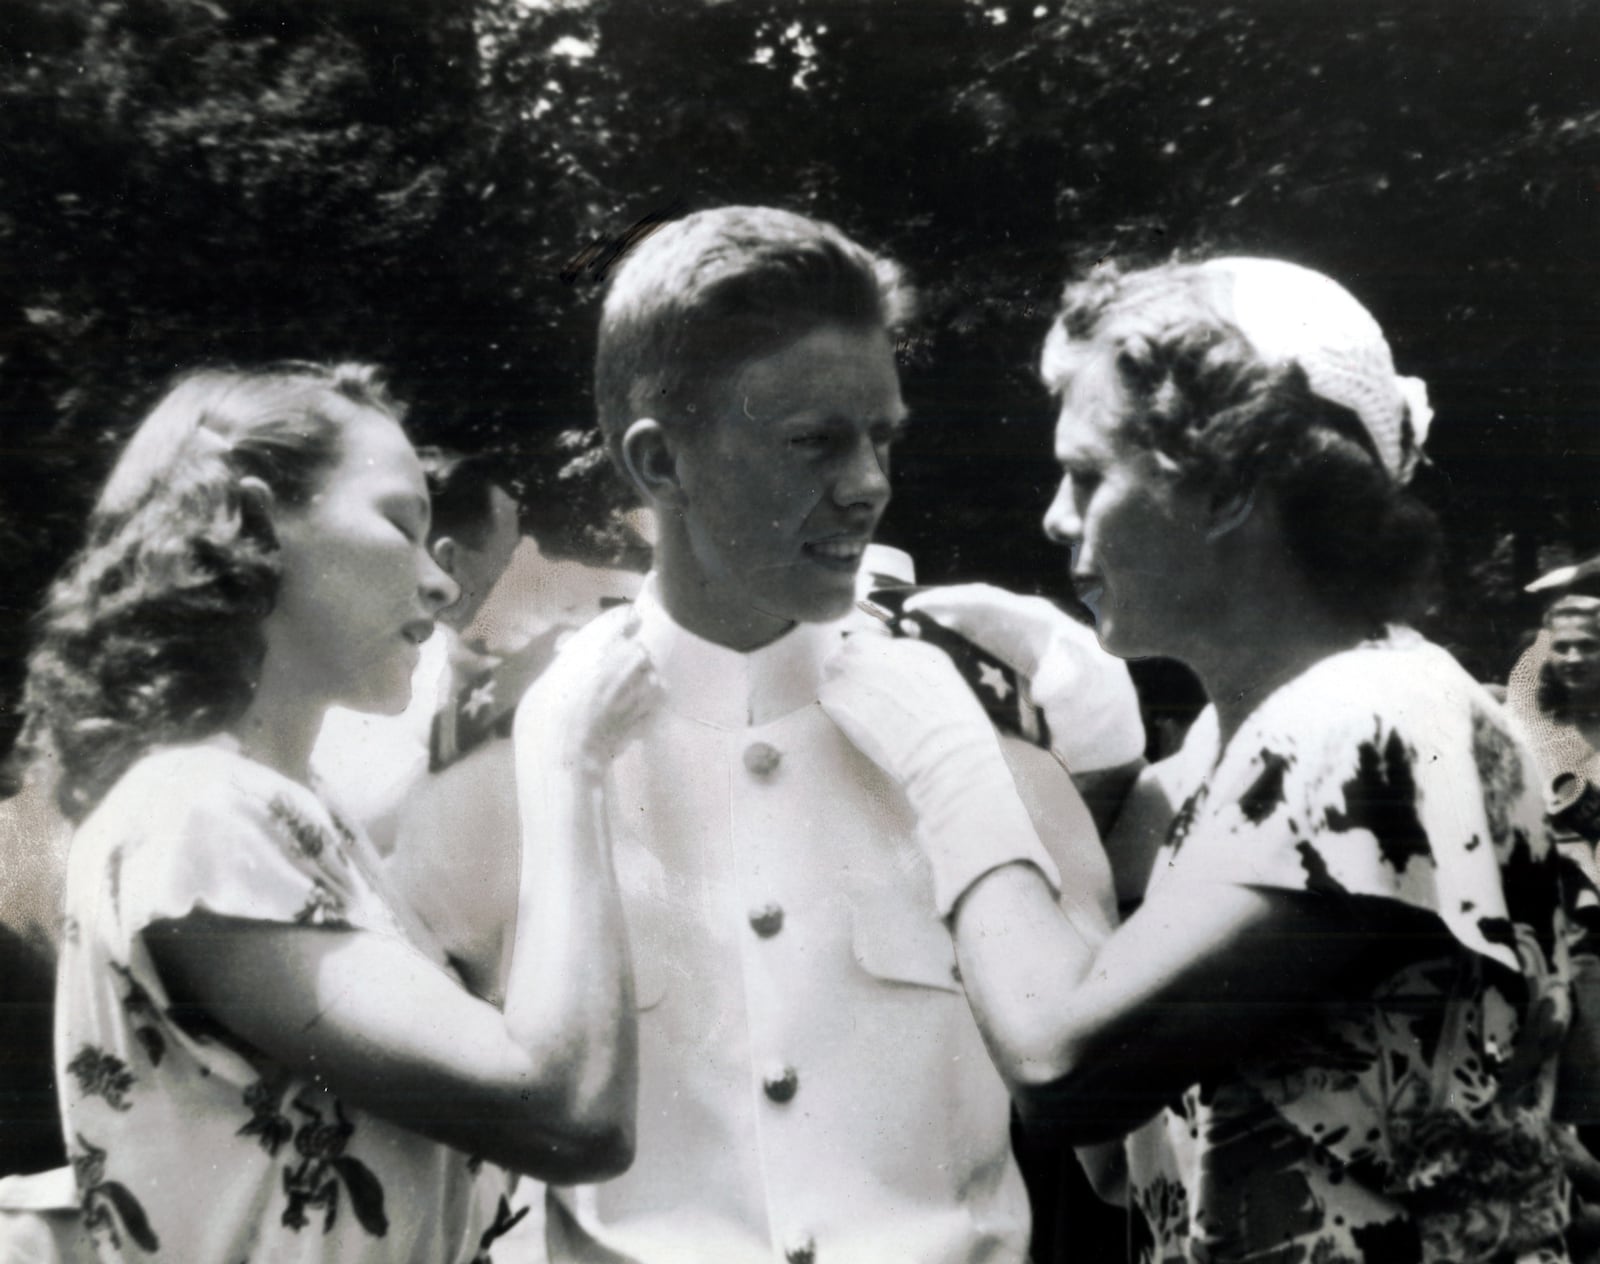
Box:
[1,2,1598,1261]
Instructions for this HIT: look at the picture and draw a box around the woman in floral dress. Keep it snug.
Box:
[825,259,1578,1262]
[22,364,644,1261]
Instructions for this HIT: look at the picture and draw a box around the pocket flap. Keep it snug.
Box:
[849,893,961,993]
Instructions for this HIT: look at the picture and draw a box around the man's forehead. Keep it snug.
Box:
[717,322,904,421]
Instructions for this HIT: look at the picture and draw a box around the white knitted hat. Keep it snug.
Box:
[1198,258,1433,484]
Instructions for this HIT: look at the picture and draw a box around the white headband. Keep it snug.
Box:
[1199,258,1432,484]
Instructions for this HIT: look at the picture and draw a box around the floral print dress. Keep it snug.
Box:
[1125,631,1576,1264]
[55,740,516,1263]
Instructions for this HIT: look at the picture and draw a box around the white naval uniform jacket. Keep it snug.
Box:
[525,582,1038,1264]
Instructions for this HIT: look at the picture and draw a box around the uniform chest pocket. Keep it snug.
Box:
[850,893,963,994]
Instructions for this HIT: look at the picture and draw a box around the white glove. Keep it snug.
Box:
[519,609,662,778]
[820,634,1060,916]
[904,584,1145,772]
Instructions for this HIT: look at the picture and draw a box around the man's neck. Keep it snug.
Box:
[652,540,796,652]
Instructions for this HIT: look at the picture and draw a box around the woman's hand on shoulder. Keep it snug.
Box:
[520,609,661,777]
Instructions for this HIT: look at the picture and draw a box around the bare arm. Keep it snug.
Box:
[387,740,521,1006]
[1000,737,1116,928]
[150,622,654,1182]
[1099,758,1186,912]
[1070,758,1145,847]
[148,912,629,1181]
[947,863,1445,1145]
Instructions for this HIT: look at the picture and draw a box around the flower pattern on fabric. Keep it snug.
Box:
[112,962,165,1067]
[294,877,348,926]
[239,1069,296,1157]
[268,793,332,859]
[55,742,489,1262]
[73,1134,159,1254]
[280,1096,389,1239]
[65,1046,135,1111]
[469,1195,531,1264]
[1126,636,1575,1264]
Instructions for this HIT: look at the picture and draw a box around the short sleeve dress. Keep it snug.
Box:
[1124,631,1577,1264]
[54,740,516,1263]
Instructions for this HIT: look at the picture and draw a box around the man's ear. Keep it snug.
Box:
[431,536,461,578]
[620,418,687,507]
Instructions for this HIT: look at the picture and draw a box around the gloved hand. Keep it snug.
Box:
[521,609,663,779]
[820,633,1060,916]
[904,584,1145,772]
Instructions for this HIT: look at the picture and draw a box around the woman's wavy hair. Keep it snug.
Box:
[21,363,403,820]
[1041,261,1439,631]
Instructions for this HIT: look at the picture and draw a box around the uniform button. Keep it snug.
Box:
[950,962,962,984]
[743,741,782,776]
[763,1064,799,1103]
[784,1235,816,1264]
[749,903,784,938]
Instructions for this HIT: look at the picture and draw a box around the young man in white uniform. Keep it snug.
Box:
[496,206,1136,1264]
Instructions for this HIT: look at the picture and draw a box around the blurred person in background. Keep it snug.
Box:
[1509,558,1600,885]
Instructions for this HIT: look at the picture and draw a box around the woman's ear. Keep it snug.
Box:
[237,475,279,544]
[1206,485,1257,542]
[620,418,686,508]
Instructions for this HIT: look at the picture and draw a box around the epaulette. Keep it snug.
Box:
[858,586,1052,749]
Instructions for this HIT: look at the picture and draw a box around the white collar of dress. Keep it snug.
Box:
[633,576,842,729]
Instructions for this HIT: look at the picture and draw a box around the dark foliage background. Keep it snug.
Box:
[2,0,1598,761]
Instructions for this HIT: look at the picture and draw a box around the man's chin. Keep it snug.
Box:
[762,573,859,626]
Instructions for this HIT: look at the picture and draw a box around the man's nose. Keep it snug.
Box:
[834,434,891,511]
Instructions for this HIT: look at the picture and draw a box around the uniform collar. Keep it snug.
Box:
[634,576,841,728]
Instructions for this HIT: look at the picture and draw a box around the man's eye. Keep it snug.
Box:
[789,432,831,449]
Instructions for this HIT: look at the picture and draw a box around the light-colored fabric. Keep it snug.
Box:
[0,1170,96,1264]
[524,580,1033,1264]
[1125,632,1574,1264]
[1199,257,1433,483]
[900,583,1145,774]
[817,634,1062,917]
[55,741,493,1263]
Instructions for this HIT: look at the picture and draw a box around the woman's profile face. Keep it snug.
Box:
[262,409,457,715]
[1042,354,1214,661]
